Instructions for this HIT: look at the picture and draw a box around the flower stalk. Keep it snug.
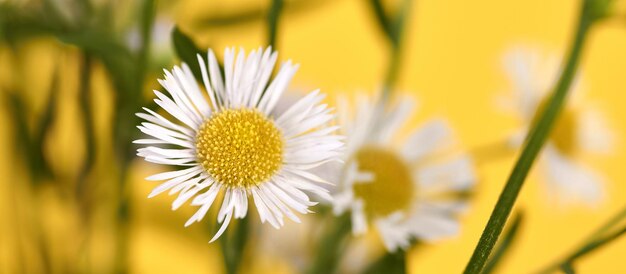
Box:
[463,1,600,273]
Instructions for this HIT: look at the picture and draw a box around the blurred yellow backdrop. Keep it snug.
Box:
[2,0,626,273]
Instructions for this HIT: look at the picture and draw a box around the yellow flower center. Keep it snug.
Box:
[352,146,415,217]
[196,109,284,188]
[531,99,578,155]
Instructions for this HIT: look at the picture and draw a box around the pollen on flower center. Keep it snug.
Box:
[531,99,578,155]
[352,146,415,217]
[196,109,284,188]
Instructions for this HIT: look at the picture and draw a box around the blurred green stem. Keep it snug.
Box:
[221,218,250,274]
[537,205,626,274]
[76,52,95,273]
[362,250,407,274]
[462,1,594,273]
[113,1,155,273]
[307,213,352,274]
[368,0,412,103]
[77,53,95,207]
[267,0,283,47]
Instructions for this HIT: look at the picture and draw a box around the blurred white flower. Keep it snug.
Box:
[135,47,343,241]
[331,95,475,251]
[499,46,614,206]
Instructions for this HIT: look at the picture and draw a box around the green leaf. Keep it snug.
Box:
[481,212,524,274]
[172,26,206,81]
[462,2,596,273]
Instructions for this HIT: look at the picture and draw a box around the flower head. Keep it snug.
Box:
[331,95,475,251]
[135,47,343,241]
[500,46,614,206]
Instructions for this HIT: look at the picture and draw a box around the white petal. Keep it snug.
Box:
[146,166,202,181]
[416,155,476,194]
[543,147,605,206]
[351,200,368,235]
[210,210,233,243]
[401,119,453,161]
[148,169,203,198]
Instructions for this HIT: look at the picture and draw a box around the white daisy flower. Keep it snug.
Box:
[135,47,343,242]
[331,94,476,251]
[499,46,614,206]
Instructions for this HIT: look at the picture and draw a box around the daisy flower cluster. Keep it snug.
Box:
[133,45,612,258]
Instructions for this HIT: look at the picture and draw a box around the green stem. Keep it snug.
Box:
[220,218,250,274]
[381,45,402,102]
[307,213,352,274]
[267,0,283,48]
[113,1,155,273]
[362,250,407,274]
[462,2,594,273]
[76,53,94,273]
[566,226,626,263]
[77,53,95,205]
[583,206,626,243]
[369,0,394,43]
[537,205,626,274]
[137,0,155,82]
[380,0,411,103]
[481,212,524,274]
[114,166,132,274]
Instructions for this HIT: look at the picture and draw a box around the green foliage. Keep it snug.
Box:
[172,26,207,81]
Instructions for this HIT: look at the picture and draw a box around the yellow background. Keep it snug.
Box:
[1,0,626,273]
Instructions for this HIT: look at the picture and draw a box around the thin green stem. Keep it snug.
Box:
[267,0,283,48]
[220,218,250,274]
[462,2,594,273]
[76,53,94,273]
[369,0,394,43]
[376,0,412,105]
[307,213,352,274]
[77,53,94,204]
[381,44,402,102]
[566,225,626,262]
[113,1,155,273]
[362,249,407,274]
[537,205,626,274]
[481,212,524,274]
[584,206,626,243]
[137,0,155,84]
